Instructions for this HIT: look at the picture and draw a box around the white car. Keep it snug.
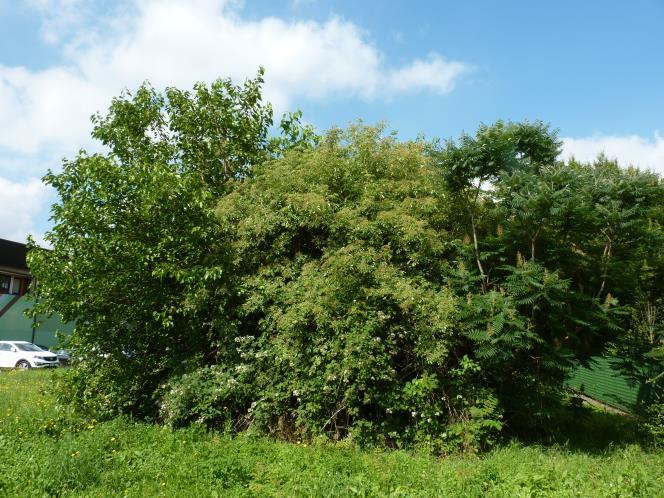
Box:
[0,341,59,369]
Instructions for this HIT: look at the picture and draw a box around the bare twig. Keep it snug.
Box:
[322,401,348,431]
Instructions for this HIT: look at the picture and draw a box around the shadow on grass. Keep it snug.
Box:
[510,402,645,454]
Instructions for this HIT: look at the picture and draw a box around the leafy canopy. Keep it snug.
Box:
[28,74,664,450]
[28,71,313,416]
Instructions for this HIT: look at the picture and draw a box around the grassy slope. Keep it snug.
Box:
[0,370,662,497]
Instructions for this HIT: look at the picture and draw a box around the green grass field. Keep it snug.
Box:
[1,370,662,497]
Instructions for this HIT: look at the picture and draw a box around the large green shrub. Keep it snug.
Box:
[163,123,660,448]
[29,74,663,451]
[162,125,505,450]
[28,72,314,419]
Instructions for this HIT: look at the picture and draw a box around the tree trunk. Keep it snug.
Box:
[468,206,487,293]
[596,232,612,299]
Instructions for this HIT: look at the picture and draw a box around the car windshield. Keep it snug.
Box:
[15,343,44,352]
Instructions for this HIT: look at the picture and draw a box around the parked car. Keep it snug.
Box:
[34,344,70,366]
[0,341,59,369]
[53,349,70,366]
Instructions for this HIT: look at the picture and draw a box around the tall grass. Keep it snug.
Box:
[1,369,662,497]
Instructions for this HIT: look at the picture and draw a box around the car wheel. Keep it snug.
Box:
[16,360,31,369]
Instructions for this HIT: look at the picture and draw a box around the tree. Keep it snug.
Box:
[163,125,504,450]
[431,125,663,430]
[430,121,561,292]
[29,76,663,449]
[27,71,308,417]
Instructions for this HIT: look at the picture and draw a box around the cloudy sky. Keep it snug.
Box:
[1,0,663,243]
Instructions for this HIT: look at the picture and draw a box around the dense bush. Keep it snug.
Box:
[28,75,664,452]
[611,299,664,444]
[161,124,662,450]
[156,127,505,450]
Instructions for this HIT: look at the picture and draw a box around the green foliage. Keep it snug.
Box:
[91,68,274,193]
[432,120,562,192]
[27,72,283,418]
[205,125,483,448]
[432,126,663,433]
[27,72,663,451]
[270,109,321,154]
[159,364,255,431]
[611,299,664,444]
[642,402,664,446]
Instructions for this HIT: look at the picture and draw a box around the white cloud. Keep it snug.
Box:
[562,133,664,175]
[25,0,88,44]
[387,53,469,94]
[0,65,106,155]
[1,0,470,161]
[0,176,50,243]
[2,0,470,241]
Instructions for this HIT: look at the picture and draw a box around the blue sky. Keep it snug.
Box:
[1,0,663,243]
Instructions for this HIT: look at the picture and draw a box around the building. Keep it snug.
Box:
[0,238,31,296]
[0,238,73,348]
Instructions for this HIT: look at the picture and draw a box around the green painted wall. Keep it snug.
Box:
[0,294,14,309]
[567,356,650,412]
[0,295,74,348]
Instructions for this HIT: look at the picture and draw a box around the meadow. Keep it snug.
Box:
[0,369,662,497]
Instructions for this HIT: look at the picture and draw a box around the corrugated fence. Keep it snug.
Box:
[567,356,654,413]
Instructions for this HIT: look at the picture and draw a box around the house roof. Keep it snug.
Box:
[0,238,29,272]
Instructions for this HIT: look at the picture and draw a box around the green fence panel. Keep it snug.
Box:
[567,356,647,412]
